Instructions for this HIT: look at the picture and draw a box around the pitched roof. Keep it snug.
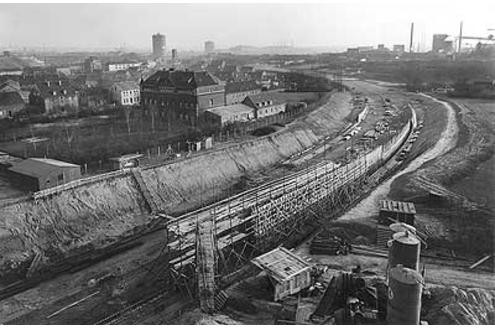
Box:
[243,92,287,108]
[34,79,77,98]
[8,158,80,178]
[0,80,20,92]
[0,91,24,107]
[225,80,260,94]
[142,69,221,90]
[206,103,254,117]
[113,81,139,91]
[251,247,311,283]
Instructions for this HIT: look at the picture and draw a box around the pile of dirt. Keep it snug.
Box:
[423,286,495,325]
[174,308,242,325]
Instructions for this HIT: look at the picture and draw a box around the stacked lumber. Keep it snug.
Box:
[375,225,393,249]
[310,230,349,255]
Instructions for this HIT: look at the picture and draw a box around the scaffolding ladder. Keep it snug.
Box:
[196,218,216,313]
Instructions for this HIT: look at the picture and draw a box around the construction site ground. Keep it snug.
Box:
[2,78,493,325]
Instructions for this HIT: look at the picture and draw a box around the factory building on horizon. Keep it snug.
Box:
[432,34,454,54]
[393,44,405,54]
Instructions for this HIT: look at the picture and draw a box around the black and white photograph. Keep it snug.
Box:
[0,0,493,325]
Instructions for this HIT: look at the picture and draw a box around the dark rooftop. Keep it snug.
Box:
[142,69,222,90]
[225,80,260,94]
[8,158,80,178]
[0,91,24,107]
[243,92,287,108]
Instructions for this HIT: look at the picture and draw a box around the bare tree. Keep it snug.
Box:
[65,125,74,149]
[124,107,132,136]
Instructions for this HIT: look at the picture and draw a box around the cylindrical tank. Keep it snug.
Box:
[388,230,420,271]
[389,222,416,234]
[387,265,423,324]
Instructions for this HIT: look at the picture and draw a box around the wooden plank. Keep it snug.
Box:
[46,291,100,319]
[469,255,492,270]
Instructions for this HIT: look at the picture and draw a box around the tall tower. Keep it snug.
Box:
[152,33,166,59]
[409,22,414,53]
[204,40,215,53]
[458,21,463,53]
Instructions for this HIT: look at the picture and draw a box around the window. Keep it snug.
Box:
[58,173,64,182]
[209,99,214,107]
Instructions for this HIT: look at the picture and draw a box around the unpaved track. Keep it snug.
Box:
[337,93,459,222]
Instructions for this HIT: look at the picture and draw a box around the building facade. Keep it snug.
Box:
[111,81,140,106]
[141,69,224,125]
[83,56,103,73]
[29,79,79,114]
[106,62,141,72]
[243,93,287,119]
[79,87,108,109]
[224,80,261,105]
[152,33,166,59]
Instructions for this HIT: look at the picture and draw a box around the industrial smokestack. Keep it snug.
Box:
[409,22,414,53]
[458,21,463,53]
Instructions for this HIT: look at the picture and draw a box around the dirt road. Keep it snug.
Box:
[336,93,459,222]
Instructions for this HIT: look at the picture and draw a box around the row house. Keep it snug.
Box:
[29,79,79,114]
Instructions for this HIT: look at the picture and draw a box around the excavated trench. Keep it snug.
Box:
[335,93,458,223]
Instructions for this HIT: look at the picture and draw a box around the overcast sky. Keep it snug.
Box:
[0,1,493,52]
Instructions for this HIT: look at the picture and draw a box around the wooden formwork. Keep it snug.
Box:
[165,107,415,304]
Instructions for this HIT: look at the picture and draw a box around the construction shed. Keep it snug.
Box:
[204,103,255,127]
[8,157,81,191]
[251,247,312,301]
[109,153,144,170]
[378,200,416,225]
